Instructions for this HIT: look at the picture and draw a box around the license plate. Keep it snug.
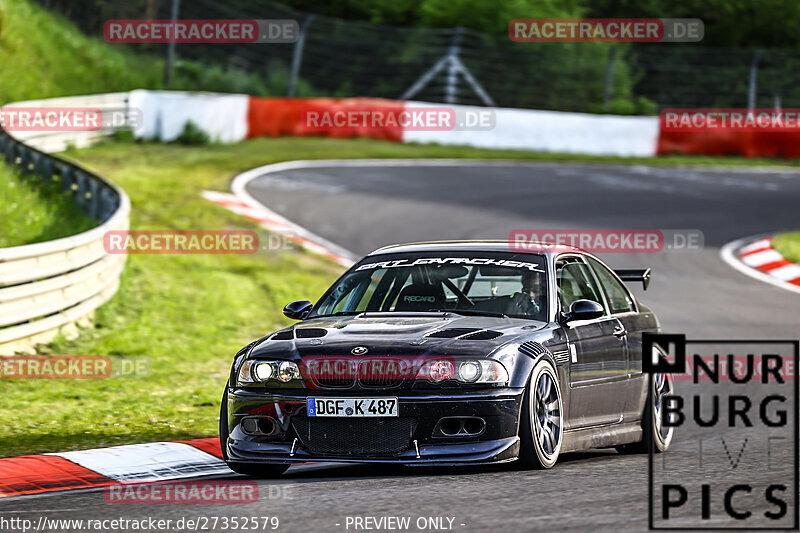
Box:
[307,397,398,417]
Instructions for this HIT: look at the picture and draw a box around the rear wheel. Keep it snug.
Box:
[617,371,674,454]
[219,387,290,478]
[518,360,563,469]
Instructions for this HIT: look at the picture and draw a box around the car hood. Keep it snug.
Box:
[248,313,547,359]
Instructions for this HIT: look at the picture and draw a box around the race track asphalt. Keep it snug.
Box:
[4,161,798,532]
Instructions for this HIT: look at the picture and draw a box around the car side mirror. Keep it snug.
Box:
[561,299,604,323]
[283,300,313,320]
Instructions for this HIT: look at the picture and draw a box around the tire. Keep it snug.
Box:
[617,371,675,454]
[518,359,563,469]
[219,387,290,478]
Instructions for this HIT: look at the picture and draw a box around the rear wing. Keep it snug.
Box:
[614,268,651,290]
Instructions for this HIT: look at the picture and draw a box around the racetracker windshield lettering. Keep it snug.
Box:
[355,257,544,272]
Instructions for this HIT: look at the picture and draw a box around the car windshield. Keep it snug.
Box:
[311,251,548,320]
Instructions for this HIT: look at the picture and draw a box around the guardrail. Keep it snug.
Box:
[0,93,131,354]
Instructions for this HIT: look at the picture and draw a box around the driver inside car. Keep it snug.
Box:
[509,271,542,315]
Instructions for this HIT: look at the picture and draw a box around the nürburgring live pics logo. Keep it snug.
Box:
[644,333,799,530]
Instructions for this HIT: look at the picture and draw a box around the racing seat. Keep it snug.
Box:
[557,274,582,313]
[394,283,445,311]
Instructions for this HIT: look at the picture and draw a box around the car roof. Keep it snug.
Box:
[368,240,584,256]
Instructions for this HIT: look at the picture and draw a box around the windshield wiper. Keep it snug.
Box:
[430,309,508,318]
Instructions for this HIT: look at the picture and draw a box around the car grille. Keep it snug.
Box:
[309,358,407,389]
[292,417,416,456]
[357,361,403,388]
[308,358,356,388]
[357,376,404,388]
[313,376,356,388]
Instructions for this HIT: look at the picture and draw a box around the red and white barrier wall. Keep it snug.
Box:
[128,90,800,159]
[657,129,800,158]
[129,90,659,156]
[129,90,249,143]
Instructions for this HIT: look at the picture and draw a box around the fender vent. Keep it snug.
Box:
[519,341,547,358]
[520,341,567,365]
[551,349,570,365]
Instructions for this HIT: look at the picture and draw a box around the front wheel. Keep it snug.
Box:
[518,359,564,469]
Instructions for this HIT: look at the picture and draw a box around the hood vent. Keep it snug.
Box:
[295,328,327,338]
[427,328,480,338]
[461,330,503,340]
[270,328,328,340]
[427,328,503,340]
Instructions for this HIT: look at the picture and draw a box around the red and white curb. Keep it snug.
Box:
[0,438,226,498]
[721,234,800,295]
[202,183,355,268]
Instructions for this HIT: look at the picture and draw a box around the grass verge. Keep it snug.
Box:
[0,164,95,247]
[3,135,800,458]
[771,231,800,265]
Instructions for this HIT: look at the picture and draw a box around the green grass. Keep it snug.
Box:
[0,164,95,247]
[0,0,163,106]
[772,231,800,264]
[4,135,800,457]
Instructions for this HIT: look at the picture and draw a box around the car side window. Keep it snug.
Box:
[587,257,635,314]
[555,258,605,314]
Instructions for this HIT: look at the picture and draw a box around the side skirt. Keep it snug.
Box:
[561,421,642,453]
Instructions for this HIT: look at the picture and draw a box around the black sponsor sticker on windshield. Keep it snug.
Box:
[355,257,545,272]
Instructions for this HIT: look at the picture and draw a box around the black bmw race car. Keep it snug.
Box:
[220,241,674,476]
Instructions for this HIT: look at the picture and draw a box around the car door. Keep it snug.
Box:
[586,255,649,423]
[557,256,627,428]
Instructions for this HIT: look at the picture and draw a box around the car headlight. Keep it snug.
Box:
[458,361,481,382]
[417,358,508,384]
[476,360,509,383]
[237,360,301,385]
[278,361,301,382]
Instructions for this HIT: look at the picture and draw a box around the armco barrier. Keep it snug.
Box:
[0,93,131,354]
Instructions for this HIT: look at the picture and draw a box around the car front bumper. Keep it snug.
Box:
[225,387,524,466]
